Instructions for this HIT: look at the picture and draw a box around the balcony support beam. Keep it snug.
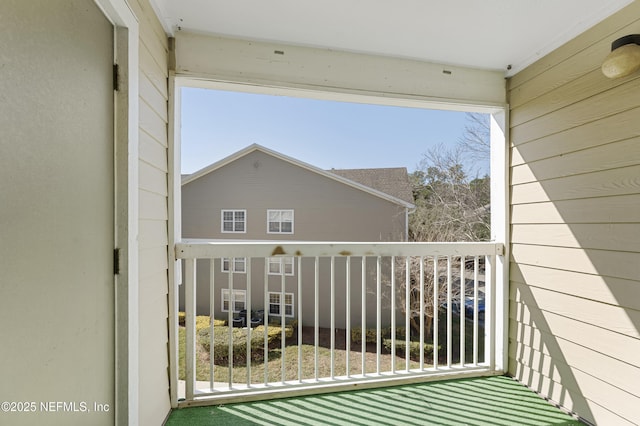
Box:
[174,32,506,112]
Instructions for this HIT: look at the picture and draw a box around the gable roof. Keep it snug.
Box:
[182,144,415,208]
[329,168,414,205]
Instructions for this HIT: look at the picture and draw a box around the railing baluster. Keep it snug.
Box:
[487,254,497,371]
[405,256,410,372]
[447,255,452,368]
[376,256,381,375]
[246,257,252,387]
[228,267,233,388]
[281,257,286,384]
[184,258,196,401]
[263,259,269,386]
[361,257,366,376]
[330,256,335,380]
[346,256,351,378]
[473,255,479,366]
[419,256,424,370]
[297,256,303,383]
[314,256,319,381]
[209,259,215,391]
[390,256,396,374]
[433,256,439,370]
[460,255,465,367]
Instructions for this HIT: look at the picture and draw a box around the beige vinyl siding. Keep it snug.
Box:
[511,194,640,224]
[511,264,640,311]
[507,2,640,425]
[129,0,171,423]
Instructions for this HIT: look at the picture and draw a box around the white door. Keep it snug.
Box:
[0,1,115,424]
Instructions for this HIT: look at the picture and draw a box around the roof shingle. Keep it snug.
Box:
[329,167,414,205]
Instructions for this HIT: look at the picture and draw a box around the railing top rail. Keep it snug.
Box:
[176,240,501,259]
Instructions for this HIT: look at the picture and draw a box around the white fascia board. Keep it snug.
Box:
[182,143,415,209]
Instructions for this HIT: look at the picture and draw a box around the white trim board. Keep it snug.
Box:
[94,0,140,424]
[174,31,506,110]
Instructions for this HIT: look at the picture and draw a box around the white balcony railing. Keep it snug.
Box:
[175,241,503,406]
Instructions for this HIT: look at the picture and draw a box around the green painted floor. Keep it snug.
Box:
[165,376,582,426]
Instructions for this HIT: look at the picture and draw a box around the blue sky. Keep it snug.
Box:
[181,87,480,175]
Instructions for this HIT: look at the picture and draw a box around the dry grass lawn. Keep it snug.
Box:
[179,324,424,384]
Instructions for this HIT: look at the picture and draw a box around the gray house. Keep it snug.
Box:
[181,144,415,327]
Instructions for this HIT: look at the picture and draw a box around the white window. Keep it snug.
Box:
[267,209,293,234]
[221,289,246,313]
[221,257,246,273]
[268,292,294,317]
[221,209,246,233]
[268,257,294,276]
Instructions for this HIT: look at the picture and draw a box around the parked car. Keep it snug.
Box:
[465,297,485,316]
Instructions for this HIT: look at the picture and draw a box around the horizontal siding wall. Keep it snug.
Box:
[507,2,640,425]
[181,150,408,242]
[130,0,171,423]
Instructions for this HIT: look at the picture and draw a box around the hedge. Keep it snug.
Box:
[178,312,225,329]
[198,324,293,366]
[383,339,435,360]
[350,326,408,343]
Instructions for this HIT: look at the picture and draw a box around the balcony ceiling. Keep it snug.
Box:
[150,0,632,76]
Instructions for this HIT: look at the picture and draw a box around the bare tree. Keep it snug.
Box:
[389,256,463,341]
[410,143,490,243]
[458,112,490,163]
[417,113,491,240]
[392,113,491,339]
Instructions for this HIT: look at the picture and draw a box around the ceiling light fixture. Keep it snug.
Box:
[601,34,640,79]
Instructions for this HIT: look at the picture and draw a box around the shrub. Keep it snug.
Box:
[351,327,377,343]
[196,316,210,330]
[198,325,289,366]
[211,318,226,327]
[265,321,295,339]
[383,339,435,360]
[178,312,225,329]
[351,326,407,343]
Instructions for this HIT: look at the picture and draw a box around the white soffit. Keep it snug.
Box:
[150,0,633,76]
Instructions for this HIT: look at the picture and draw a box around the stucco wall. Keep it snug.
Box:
[0,1,115,424]
[0,1,171,423]
[507,2,640,424]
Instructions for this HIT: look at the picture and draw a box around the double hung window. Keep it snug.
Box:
[221,289,246,313]
[222,209,246,233]
[221,257,246,273]
[268,292,294,317]
[268,257,294,275]
[267,209,293,234]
